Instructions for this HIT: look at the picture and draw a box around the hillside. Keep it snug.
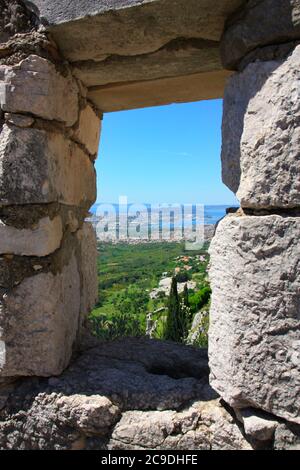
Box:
[90,241,211,346]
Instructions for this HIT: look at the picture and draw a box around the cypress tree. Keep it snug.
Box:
[183,283,189,308]
[181,283,192,339]
[164,277,183,342]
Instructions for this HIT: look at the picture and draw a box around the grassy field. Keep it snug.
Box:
[90,241,211,346]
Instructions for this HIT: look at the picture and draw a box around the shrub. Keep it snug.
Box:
[189,286,211,314]
[174,272,191,283]
[90,312,145,341]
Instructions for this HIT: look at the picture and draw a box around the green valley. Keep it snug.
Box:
[90,241,211,347]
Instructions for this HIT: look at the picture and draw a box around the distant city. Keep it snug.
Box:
[88,204,238,244]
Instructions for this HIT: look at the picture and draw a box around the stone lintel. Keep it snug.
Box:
[88,70,232,113]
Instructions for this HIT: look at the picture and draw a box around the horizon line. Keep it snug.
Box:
[93,202,239,206]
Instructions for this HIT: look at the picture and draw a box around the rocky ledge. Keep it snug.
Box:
[0,337,299,450]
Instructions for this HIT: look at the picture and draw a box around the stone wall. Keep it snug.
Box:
[0,0,299,451]
[209,0,300,427]
[0,6,100,378]
[1,337,299,450]
[25,0,243,111]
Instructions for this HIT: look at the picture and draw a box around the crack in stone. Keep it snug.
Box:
[2,114,96,161]
[87,68,218,93]
[71,37,220,69]
[242,207,300,217]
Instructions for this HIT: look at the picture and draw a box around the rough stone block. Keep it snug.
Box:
[109,400,252,450]
[26,1,242,111]
[73,105,101,157]
[0,338,255,450]
[55,394,120,436]
[0,55,79,126]
[76,222,98,328]
[29,0,244,61]
[0,0,38,43]
[88,70,232,112]
[4,113,34,128]
[0,216,63,257]
[222,45,300,209]
[235,408,278,442]
[274,422,300,450]
[221,0,300,69]
[72,38,222,88]
[0,124,96,207]
[0,253,80,377]
[209,214,300,424]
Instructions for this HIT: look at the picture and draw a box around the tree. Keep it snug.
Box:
[175,271,190,283]
[183,283,189,308]
[181,283,192,336]
[163,277,184,342]
[189,286,211,314]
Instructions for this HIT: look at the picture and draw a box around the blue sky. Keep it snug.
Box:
[95,99,238,206]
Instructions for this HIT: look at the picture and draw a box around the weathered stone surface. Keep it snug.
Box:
[209,214,300,424]
[0,228,83,291]
[0,215,63,256]
[2,336,299,450]
[0,55,79,126]
[221,0,300,69]
[235,408,278,442]
[88,70,232,112]
[48,337,210,414]
[109,400,252,450]
[55,394,120,436]
[4,113,34,128]
[26,1,242,111]
[72,38,222,88]
[238,39,300,72]
[0,124,96,207]
[222,46,300,209]
[76,223,98,332]
[73,105,101,156]
[0,0,38,43]
[30,0,243,61]
[273,421,300,450]
[0,337,255,450]
[86,336,210,383]
[0,31,61,67]
[0,253,80,377]
[0,203,86,232]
